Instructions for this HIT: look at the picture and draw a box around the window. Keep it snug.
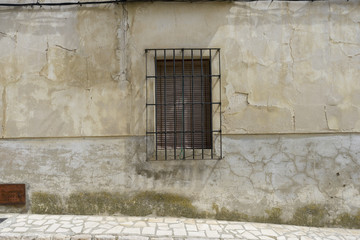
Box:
[146,48,221,160]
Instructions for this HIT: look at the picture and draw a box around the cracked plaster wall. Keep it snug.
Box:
[0,1,360,218]
[1,135,360,220]
[0,4,129,138]
[128,1,360,134]
[0,1,359,136]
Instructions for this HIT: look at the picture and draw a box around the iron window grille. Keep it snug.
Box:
[146,48,222,161]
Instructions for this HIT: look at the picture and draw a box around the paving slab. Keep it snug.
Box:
[0,214,359,240]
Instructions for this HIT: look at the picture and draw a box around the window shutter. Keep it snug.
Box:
[156,59,212,149]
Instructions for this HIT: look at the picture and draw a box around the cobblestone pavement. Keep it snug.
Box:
[0,214,359,240]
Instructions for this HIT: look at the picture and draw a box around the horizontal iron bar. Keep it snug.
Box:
[148,158,220,162]
[146,48,220,51]
[147,130,221,134]
[157,147,212,150]
[146,102,221,105]
[146,74,220,78]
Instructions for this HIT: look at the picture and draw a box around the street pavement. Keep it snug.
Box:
[0,214,359,240]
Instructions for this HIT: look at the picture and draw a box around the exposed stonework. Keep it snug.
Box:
[1,214,360,238]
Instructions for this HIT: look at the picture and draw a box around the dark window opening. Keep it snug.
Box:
[156,59,212,150]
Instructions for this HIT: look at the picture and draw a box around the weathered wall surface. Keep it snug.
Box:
[0,1,359,136]
[128,1,360,134]
[0,1,360,227]
[0,4,129,137]
[1,135,360,226]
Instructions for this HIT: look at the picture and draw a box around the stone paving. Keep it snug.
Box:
[0,214,359,240]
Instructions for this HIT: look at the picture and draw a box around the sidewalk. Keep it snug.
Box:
[0,214,359,240]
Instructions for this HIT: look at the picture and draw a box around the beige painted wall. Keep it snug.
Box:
[0,1,359,137]
[1,1,360,221]
[0,4,129,137]
[127,1,360,135]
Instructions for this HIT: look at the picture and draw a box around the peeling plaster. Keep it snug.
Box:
[0,32,17,43]
[0,0,360,221]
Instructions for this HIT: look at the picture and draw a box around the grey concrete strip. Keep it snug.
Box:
[0,214,359,240]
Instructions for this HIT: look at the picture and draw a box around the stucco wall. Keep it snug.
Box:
[0,3,128,137]
[128,1,360,135]
[1,1,360,226]
[1,1,360,137]
[1,134,360,225]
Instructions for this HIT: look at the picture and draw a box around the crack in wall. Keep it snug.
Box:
[111,3,130,87]
[289,27,295,80]
[228,135,360,205]
[55,44,77,52]
[324,105,330,130]
[329,37,360,46]
[288,28,297,132]
[119,3,129,84]
[2,86,6,138]
[330,39,360,58]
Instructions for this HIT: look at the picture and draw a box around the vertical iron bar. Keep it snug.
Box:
[218,49,222,159]
[209,49,213,159]
[182,49,185,160]
[173,49,176,160]
[164,50,167,160]
[145,49,148,161]
[154,50,158,160]
[191,49,195,159]
[200,49,204,159]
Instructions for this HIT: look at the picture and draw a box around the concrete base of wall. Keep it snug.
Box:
[1,134,360,227]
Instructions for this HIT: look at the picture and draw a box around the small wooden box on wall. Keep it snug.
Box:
[0,184,26,205]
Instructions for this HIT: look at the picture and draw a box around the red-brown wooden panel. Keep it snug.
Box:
[0,184,26,205]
